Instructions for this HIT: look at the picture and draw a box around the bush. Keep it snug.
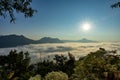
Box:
[29,75,41,80]
[45,71,68,80]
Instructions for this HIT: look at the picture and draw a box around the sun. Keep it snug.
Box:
[82,23,91,31]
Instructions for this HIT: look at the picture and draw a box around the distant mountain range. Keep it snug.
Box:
[76,38,98,43]
[0,35,97,48]
[0,35,63,48]
[63,38,98,43]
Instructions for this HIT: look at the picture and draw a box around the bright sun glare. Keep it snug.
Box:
[82,23,91,31]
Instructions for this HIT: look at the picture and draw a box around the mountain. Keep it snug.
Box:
[63,38,98,43]
[0,35,35,48]
[36,37,63,43]
[76,38,98,43]
[0,35,97,48]
[0,35,63,48]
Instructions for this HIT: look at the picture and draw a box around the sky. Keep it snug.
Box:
[0,0,120,41]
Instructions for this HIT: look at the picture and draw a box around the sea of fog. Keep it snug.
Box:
[0,42,120,64]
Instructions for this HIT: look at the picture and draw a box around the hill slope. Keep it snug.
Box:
[0,35,35,48]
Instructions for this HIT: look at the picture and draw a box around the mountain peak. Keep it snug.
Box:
[37,37,63,43]
[77,38,97,43]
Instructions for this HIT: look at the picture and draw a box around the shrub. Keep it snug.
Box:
[45,71,68,80]
[29,75,41,80]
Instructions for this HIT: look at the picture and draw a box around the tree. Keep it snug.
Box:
[0,50,34,80]
[111,2,120,8]
[72,48,120,80]
[45,71,68,80]
[53,54,67,65]
[0,0,36,23]
[65,52,75,77]
[36,60,56,77]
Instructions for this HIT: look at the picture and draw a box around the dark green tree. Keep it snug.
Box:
[53,54,67,66]
[65,52,75,77]
[36,59,57,77]
[0,0,36,23]
[0,50,34,80]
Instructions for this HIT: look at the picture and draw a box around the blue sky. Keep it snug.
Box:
[0,0,120,41]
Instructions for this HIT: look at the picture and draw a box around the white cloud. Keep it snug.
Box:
[0,42,120,64]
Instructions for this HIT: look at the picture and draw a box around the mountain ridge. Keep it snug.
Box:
[62,38,98,43]
[76,38,98,43]
[0,34,98,48]
[36,37,63,43]
[0,35,63,48]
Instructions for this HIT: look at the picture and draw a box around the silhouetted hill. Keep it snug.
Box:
[0,35,35,48]
[36,37,63,43]
[0,35,63,48]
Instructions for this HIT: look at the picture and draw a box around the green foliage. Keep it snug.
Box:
[0,50,34,80]
[36,60,56,77]
[72,48,120,80]
[53,53,75,76]
[1,48,120,80]
[54,54,67,65]
[29,75,41,80]
[45,71,68,80]
[0,0,36,23]
[36,53,75,77]
[65,52,75,77]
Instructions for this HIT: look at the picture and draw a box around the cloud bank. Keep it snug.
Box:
[0,42,120,63]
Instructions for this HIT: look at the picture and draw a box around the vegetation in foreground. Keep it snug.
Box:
[0,48,120,80]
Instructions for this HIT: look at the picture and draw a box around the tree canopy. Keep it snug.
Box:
[0,0,36,23]
[0,48,120,80]
[72,48,120,80]
[111,2,120,8]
